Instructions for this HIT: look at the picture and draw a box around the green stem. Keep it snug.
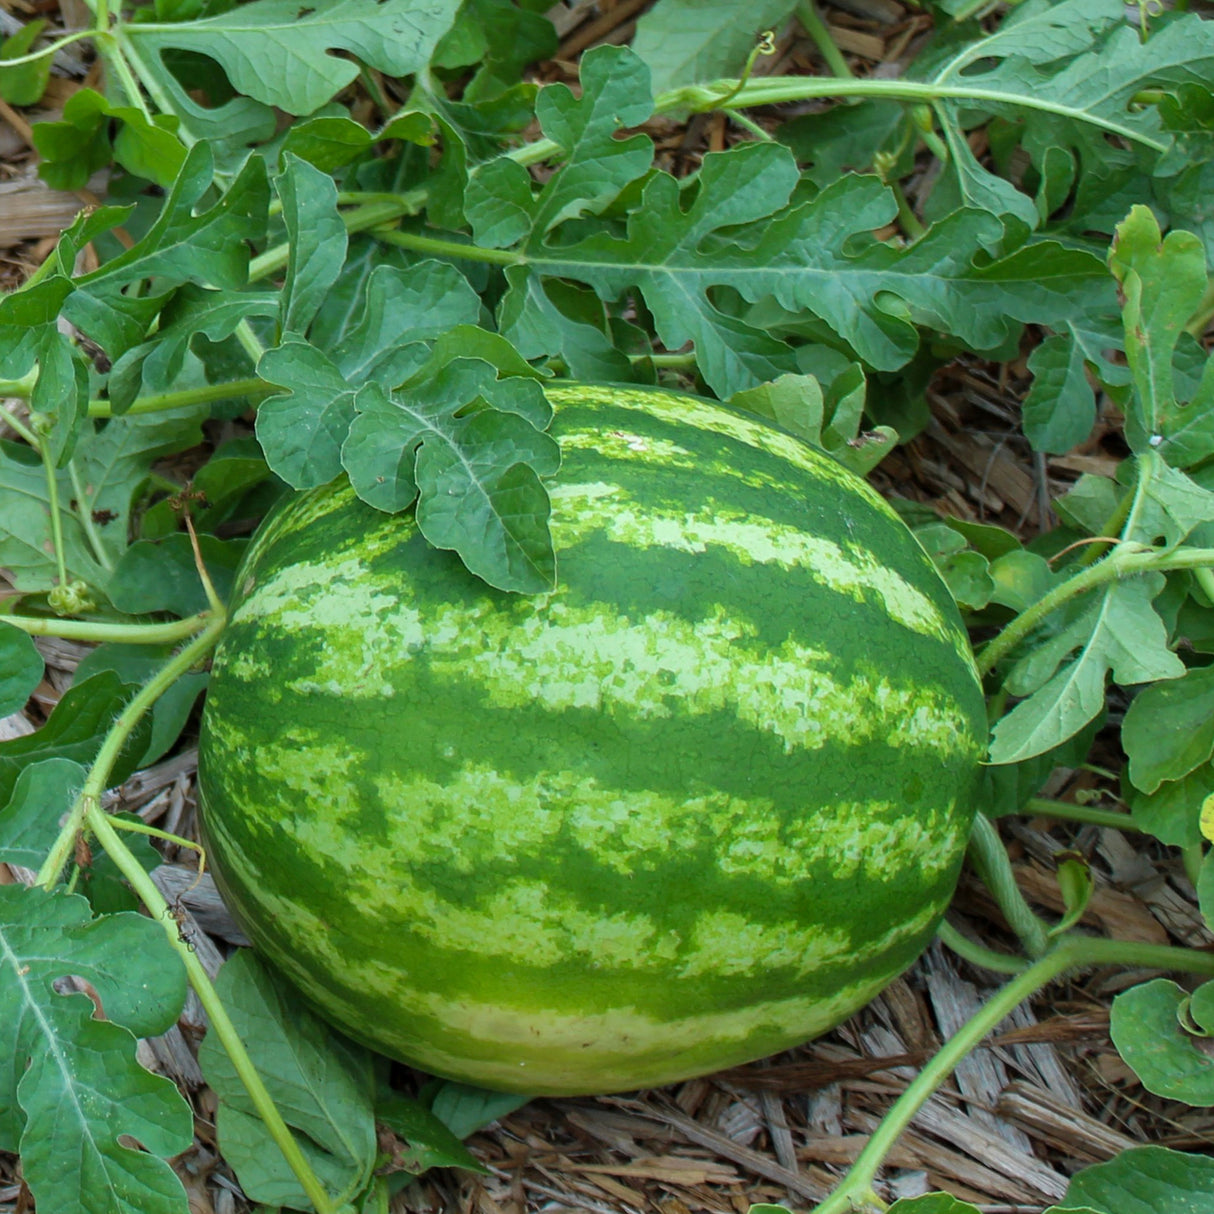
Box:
[795,0,854,79]
[85,809,341,1214]
[68,459,114,573]
[87,377,269,419]
[40,441,70,594]
[0,401,40,447]
[936,919,1028,975]
[669,77,1168,152]
[106,815,205,864]
[1183,841,1203,888]
[27,609,340,1213]
[249,195,426,283]
[373,228,521,266]
[0,28,97,68]
[1023,797,1139,831]
[34,616,223,889]
[815,932,1214,1213]
[967,812,1051,958]
[0,611,211,646]
[975,544,1214,679]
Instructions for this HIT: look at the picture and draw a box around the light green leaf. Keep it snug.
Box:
[197,950,377,1211]
[1109,205,1209,455]
[120,0,463,117]
[887,1195,984,1213]
[278,153,348,337]
[1122,664,1214,794]
[0,885,191,1212]
[990,574,1185,764]
[0,18,50,106]
[1125,453,1214,550]
[631,0,797,96]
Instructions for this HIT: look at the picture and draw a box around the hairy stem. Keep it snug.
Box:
[814,932,1214,1212]
[34,616,223,889]
[88,377,269,419]
[936,919,1028,975]
[86,808,342,1214]
[68,459,114,573]
[0,611,212,645]
[975,544,1214,679]
[374,228,521,266]
[967,812,1052,958]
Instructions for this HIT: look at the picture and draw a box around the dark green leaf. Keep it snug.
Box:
[631,0,797,96]
[1110,979,1214,1105]
[74,644,208,767]
[197,950,378,1211]
[0,623,43,716]
[345,360,560,592]
[426,1081,530,1139]
[0,884,191,1212]
[1056,1144,1214,1213]
[108,533,245,617]
[63,143,269,358]
[0,672,151,811]
[375,1093,488,1175]
[0,757,85,873]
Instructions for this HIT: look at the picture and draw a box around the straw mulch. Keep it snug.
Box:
[2,2,1213,1211]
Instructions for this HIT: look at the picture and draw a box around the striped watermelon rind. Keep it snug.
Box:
[197,382,986,1096]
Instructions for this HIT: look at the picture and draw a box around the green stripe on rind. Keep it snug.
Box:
[198,381,985,1095]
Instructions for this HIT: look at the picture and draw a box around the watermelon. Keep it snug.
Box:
[196,382,986,1096]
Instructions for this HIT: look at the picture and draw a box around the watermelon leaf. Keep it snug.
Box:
[1109,978,1214,1105]
[0,672,152,813]
[0,622,44,716]
[0,884,192,1214]
[197,950,379,1211]
[62,142,269,360]
[631,0,798,96]
[345,358,560,593]
[256,260,483,488]
[0,757,86,873]
[989,575,1185,764]
[118,0,463,120]
[1122,664,1214,795]
[277,153,348,338]
[1049,1145,1214,1213]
